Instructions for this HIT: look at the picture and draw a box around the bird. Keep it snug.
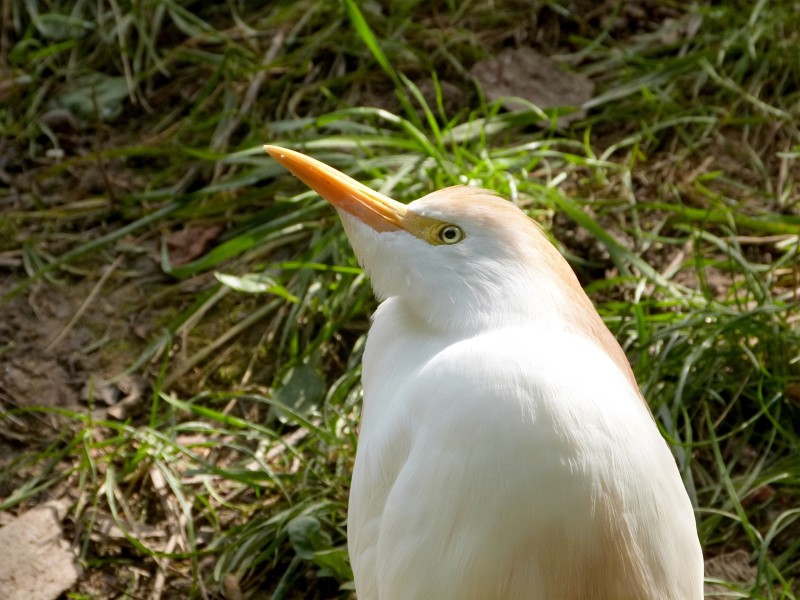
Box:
[265,145,704,600]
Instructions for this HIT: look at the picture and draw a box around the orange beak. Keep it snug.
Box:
[265,145,409,232]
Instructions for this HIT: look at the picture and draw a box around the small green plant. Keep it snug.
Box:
[1,0,798,597]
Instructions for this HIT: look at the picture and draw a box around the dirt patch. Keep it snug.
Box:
[1,0,798,597]
[704,549,757,599]
[0,500,81,600]
[0,269,155,485]
[471,47,595,124]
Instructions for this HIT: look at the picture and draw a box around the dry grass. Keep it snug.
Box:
[1,0,799,598]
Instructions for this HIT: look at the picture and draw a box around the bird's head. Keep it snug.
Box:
[266,146,596,333]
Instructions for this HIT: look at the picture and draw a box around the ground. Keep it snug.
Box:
[1,1,799,598]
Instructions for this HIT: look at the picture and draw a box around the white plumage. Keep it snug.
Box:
[266,146,704,600]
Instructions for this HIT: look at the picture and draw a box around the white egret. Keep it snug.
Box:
[265,145,703,600]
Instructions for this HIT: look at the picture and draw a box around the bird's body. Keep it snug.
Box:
[351,305,698,599]
[266,147,704,600]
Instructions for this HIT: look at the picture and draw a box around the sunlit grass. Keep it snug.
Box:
[1,0,799,598]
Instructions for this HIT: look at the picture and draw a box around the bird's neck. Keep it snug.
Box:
[381,282,642,401]
[387,282,568,337]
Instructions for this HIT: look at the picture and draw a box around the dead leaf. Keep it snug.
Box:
[1,356,78,410]
[81,378,121,406]
[82,375,144,407]
[223,573,244,600]
[742,484,776,507]
[787,383,800,403]
[0,500,81,600]
[166,225,223,266]
[470,47,594,125]
[104,375,146,420]
[88,511,165,543]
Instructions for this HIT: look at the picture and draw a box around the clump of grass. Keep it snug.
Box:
[1,0,798,598]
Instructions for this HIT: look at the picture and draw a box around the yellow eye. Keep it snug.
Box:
[438,224,465,245]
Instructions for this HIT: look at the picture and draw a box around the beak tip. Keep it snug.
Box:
[262,145,406,232]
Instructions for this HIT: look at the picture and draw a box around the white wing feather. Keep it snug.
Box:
[348,298,703,600]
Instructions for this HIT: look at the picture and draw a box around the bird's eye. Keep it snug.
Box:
[438,225,465,245]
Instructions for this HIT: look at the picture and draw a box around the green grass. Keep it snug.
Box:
[1,0,799,598]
